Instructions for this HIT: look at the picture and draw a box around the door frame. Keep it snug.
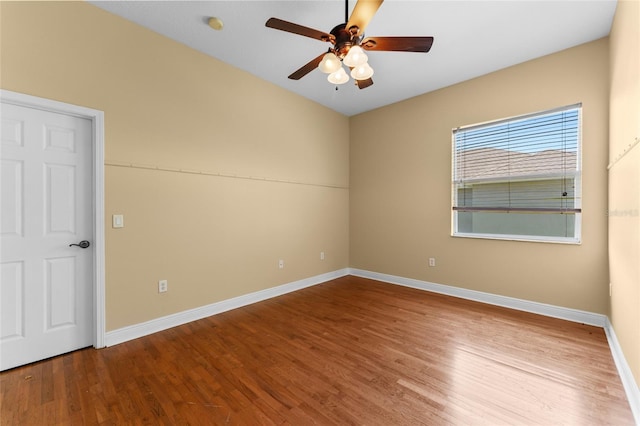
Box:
[1,89,106,349]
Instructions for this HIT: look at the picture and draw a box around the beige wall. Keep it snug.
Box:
[609,0,640,383]
[350,38,610,314]
[2,2,635,389]
[0,1,349,330]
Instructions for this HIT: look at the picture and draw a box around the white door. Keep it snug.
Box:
[1,102,93,371]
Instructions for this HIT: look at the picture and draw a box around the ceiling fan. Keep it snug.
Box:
[265,0,434,89]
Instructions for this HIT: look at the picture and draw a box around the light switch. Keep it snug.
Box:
[112,214,124,228]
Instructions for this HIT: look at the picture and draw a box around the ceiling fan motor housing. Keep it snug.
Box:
[330,23,362,58]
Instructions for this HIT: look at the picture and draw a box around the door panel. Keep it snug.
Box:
[1,102,93,371]
[46,163,77,234]
[46,256,77,329]
[1,159,23,236]
[0,261,24,340]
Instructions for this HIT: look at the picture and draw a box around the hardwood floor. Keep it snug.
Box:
[1,276,634,425]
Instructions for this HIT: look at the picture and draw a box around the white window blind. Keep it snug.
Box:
[452,104,581,243]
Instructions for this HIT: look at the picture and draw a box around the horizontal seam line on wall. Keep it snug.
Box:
[105,161,349,189]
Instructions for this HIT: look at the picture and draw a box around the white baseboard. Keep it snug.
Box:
[349,268,639,425]
[105,266,639,425]
[349,268,607,326]
[105,268,350,347]
[604,318,640,424]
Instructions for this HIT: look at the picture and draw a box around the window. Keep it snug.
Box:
[452,104,581,243]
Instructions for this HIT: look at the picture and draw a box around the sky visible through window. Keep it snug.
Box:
[455,108,579,154]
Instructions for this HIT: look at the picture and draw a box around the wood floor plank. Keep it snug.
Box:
[0,276,634,425]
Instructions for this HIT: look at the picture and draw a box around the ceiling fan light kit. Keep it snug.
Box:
[343,45,367,67]
[351,62,374,80]
[328,67,350,85]
[265,0,433,90]
[319,53,342,74]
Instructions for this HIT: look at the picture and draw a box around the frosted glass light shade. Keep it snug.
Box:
[328,67,349,84]
[318,53,341,74]
[350,63,374,80]
[343,46,367,67]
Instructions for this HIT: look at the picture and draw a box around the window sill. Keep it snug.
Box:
[452,232,581,245]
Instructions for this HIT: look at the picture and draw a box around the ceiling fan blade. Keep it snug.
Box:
[266,18,334,43]
[288,53,326,80]
[346,0,384,36]
[356,78,374,89]
[361,36,434,52]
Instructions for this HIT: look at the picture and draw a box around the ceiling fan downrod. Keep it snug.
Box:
[345,0,349,24]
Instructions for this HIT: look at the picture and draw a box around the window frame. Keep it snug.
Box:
[451,104,582,244]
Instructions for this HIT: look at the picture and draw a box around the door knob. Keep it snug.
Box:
[69,240,91,249]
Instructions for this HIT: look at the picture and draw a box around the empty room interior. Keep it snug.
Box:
[1,0,639,424]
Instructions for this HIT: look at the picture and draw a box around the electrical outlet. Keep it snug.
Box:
[320,252,325,260]
[278,259,284,269]
[429,258,436,267]
[158,279,168,293]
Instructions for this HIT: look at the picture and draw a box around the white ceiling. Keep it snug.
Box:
[89,0,617,116]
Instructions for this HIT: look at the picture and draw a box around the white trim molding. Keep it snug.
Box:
[349,268,607,326]
[350,268,639,424]
[0,89,106,349]
[105,268,350,347]
[604,318,640,423]
[104,266,638,423]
